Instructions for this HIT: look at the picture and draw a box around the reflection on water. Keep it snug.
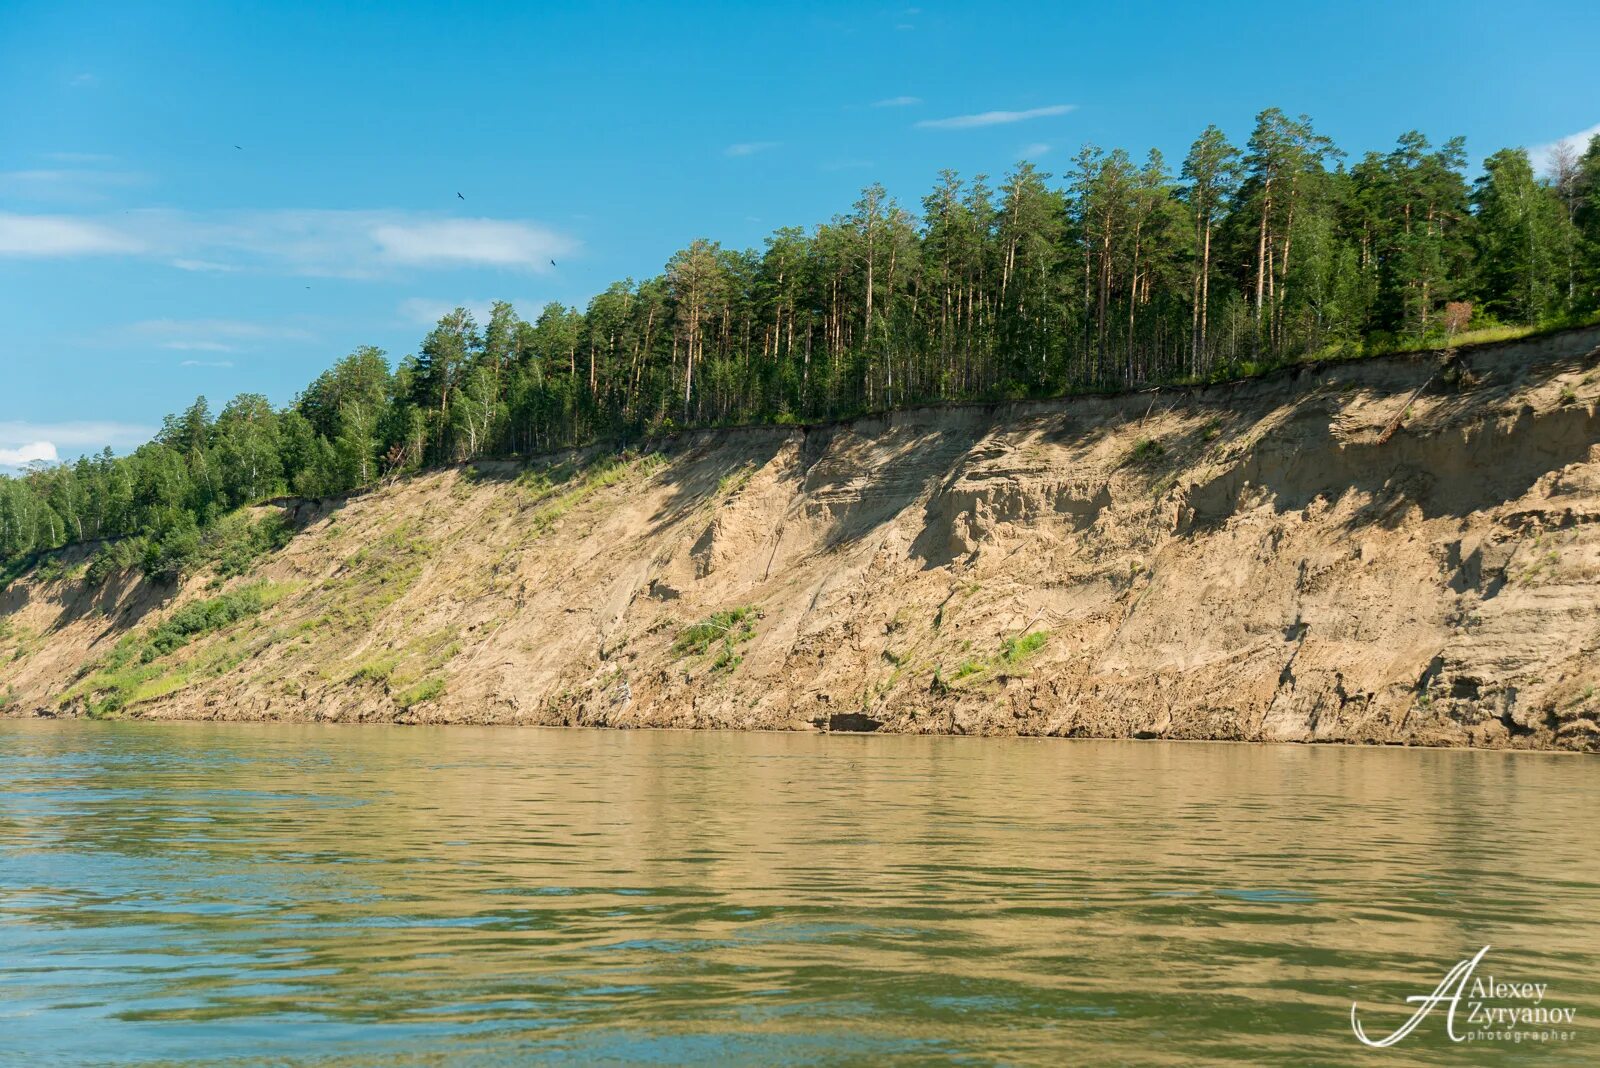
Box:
[0,721,1594,1065]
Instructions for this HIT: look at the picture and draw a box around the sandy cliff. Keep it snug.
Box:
[5,327,1599,750]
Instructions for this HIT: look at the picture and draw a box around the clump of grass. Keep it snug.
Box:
[952,659,985,681]
[1558,386,1578,406]
[395,676,446,708]
[999,630,1050,665]
[345,657,397,685]
[716,462,756,502]
[941,630,1051,690]
[1129,437,1165,464]
[673,606,761,672]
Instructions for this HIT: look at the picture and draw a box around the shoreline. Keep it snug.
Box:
[10,711,1594,756]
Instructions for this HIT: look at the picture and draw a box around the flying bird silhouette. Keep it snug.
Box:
[234,145,242,150]
[550,259,557,267]
[457,192,465,200]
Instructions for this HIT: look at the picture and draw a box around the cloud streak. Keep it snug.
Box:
[0,168,147,203]
[0,209,578,276]
[399,297,499,326]
[872,96,921,108]
[916,104,1076,130]
[0,420,156,467]
[0,213,144,256]
[120,318,316,353]
[724,141,780,157]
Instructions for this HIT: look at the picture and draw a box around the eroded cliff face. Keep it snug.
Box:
[5,328,1599,750]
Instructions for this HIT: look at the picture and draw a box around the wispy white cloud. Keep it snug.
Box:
[1019,142,1051,159]
[0,209,578,275]
[399,297,499,326]
[371,218,572,269]
[180,359,235,368]
[117,318,316,354]
[724,141,780,157]
[916,104,1076,130]
[69,73,98,88]
[0,421,155,467]
[0,441,58,468]
[1530,121,1600,176]
[872,95,922,108]
[0,212,144,256]
[171,258,240,273]
[0,421,154,449]
[398,296,547,327]
[0,168,147,203]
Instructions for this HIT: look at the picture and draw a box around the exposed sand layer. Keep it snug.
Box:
[5,327,1600,750]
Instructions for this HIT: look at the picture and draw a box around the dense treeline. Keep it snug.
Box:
[5,110,1600,580]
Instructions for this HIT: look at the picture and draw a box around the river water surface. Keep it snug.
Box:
[1,721,1595,1065]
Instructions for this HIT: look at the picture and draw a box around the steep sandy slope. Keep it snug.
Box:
[5,327,1599,750]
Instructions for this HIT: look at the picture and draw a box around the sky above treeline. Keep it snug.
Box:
[2,0,1598,469]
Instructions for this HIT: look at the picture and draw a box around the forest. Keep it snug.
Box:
[4,108,1600,582]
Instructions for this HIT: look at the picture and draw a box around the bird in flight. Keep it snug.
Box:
[234,144,242,150]
[549,259,557,267]
[457,192,465,200]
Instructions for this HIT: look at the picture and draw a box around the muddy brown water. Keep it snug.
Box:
[1,721,1595,1065]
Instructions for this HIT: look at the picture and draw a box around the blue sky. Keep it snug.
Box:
[3,0,1597,468]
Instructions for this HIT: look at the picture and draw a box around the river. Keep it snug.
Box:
[1,721,1594,1065]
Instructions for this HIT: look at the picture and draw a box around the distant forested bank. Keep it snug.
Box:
[5,109,1600,583]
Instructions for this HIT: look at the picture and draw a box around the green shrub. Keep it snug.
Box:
[141,584,273,662]
[142,523,203,582]
[85,539,145,586]
[209,512,293,578]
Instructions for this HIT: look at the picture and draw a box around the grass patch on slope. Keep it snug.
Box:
[672,607,761,673]
[516,451,667,538]
[941,629,1051,687]
[65,581,289,717]
[338,625,462,705]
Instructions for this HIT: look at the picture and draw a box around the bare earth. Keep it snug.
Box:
[6,327,1600,750]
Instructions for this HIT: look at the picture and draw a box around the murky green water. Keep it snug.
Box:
[0,722,1594,1065]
